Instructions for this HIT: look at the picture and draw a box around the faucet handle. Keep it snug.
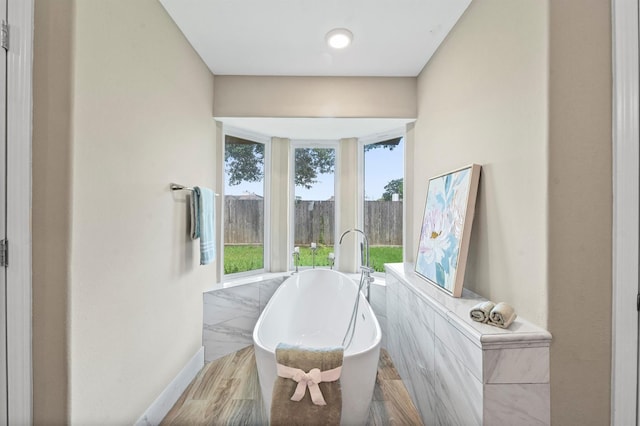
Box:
[361,266,375,274]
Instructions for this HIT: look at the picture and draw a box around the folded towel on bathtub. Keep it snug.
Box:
[271,343,343,426]
[489,302,517,329]
[469,300,495,323]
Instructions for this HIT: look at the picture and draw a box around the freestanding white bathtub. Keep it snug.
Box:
[253,269,381,425]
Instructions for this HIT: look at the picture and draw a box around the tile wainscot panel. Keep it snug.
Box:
[385,263,551,426]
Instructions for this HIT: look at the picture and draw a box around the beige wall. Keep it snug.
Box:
[33,0,217,423]
[33,0,74,423]
[269,137,291,271]
[403,123,416,263]
[548,1,612,424]
[337,138,360,273]
[413,0,549,326]
[214,76,417,119]
[214,121,224,281]
[414,0,613,424]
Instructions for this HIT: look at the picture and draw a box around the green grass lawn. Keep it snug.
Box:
[223,245,264,274]
[224,244,402,274]
[368,246,404,272]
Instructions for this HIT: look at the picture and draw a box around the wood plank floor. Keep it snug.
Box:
[162,346,423,425]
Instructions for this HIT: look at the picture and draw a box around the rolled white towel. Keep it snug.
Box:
[489,302,517,329]
[469,301,495,323]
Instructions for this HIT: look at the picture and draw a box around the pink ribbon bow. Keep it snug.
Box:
[276,363,342,405]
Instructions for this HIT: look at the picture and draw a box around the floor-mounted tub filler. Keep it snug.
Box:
[253,269,382,425]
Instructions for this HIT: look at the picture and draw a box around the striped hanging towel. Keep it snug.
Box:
[194,186,216,265]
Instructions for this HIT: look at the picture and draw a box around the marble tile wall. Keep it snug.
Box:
[434,313,483,381]
[385,263,551,426]
[386,272,439,424]
[483,383,550,425]
[434,336,483,425]
[483,347,550,384]
[368,282,387,348]
[203,276,287,362]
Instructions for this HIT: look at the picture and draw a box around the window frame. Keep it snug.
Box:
[358,128,406,276]
[218,126,406,278]
[289,139,340,271]
[221,125,271,280]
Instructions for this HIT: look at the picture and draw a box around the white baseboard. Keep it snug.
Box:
[135,347,204,426]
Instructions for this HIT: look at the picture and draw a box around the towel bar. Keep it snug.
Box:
[170,183,220,196]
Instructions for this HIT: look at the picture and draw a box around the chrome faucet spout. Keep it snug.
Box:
[338,228,370,268]
[339,228,373,305]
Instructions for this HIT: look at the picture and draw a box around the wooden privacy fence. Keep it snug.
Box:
[224,199,402,246]
[224,199,264,245]
[294,201,336,245]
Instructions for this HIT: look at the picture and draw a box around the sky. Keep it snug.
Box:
[224,140,404,201]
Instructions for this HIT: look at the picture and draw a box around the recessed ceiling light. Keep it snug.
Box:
[326,28,353,49]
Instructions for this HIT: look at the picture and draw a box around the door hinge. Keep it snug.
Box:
[0,239,7,267]
[637,293,639,311]
[1,20,8,51]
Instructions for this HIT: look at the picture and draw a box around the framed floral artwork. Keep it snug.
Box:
[415,164,481,297]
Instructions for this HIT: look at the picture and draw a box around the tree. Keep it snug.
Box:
[224,142,264,186]
[364,137,402,153]
[294,148,334,189]
[225,137,401,189]
[381,178,403,201]
[225,140,334,189]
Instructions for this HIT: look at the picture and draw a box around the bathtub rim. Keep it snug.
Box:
[252,268,382,359]
[203,268,386,294]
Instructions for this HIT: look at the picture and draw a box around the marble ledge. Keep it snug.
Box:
[384,263,552,351]
[202,271,291,293]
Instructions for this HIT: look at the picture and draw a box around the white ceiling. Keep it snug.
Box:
[159,0,470,139]
[159,0,471,77]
